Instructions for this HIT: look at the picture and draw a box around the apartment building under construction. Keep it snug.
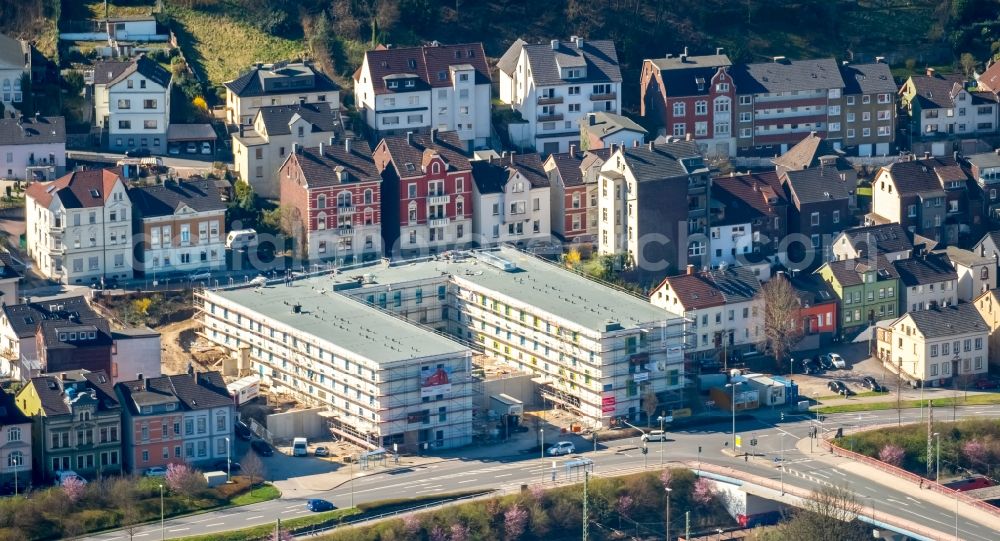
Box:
[198,247,687,450]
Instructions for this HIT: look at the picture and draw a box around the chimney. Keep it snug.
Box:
[588,113,597,126]
[995,148,1000,156]
[686,264,695,275]
[953,150,959,161]
[685,133,693,141]
[144,377,151,390]
[569,144,576,157]
[684,46,689,57]
[298,97,305,106]
[345,137,352,154]
[875,56,885,64]
[186,363,194,376]
[238,125,244,137]
[319,142,324,156]
[406,131,413,145]
[501,151,508,158]
[431,127,438,142]
[293,142,300,154]
[923,151,930,159]
[60,372,67,381]
[329,136,336,145]
[648,141,654,151]
[550,39,559,50]
[717,47,724,55]
[926,67,936,77]
[773,56,788,64]
[574,36,584,49]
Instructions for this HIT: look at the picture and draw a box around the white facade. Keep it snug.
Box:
[26,175,133,285]
[1,141,65,181]
[112,331,162,384]
[472,170,551,246]
[0,34,28,105]
[0,417,31,485]
[917,88,997,138]
[709,222,753,268]
[650,287,763,358]
[181,405,234,466]
[888,312,989,384]
[904,279,958,312]
[355,59,491,149]
[141,210,226,275]
[499,39,622,154]
[95,70,171,153]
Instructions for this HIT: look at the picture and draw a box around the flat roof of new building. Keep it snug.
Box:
[210,283,469,364]
[326,247,683,331]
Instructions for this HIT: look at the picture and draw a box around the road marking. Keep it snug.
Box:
[282,509,298,514]
[811,471,830,479]
[457,479,475,484]
[885,498,909,507]
[168,528,190,533]
[905,496,920,504]
[496,473,513,478]
[285,504,301,509]
[863,486,877,493]
[135,535,149,538]
[205,523,224,527]
[246,515,263,520]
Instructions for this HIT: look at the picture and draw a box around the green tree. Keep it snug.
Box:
[961,52,979,76]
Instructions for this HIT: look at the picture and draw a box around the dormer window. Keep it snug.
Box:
[408,59,417,69]
[69,332,76,340]
[165,403,176,411]
[59,333,67,341]
[142,406,152,414]
[88,331,95,339]
[438,71,447,81]
[405,80,415,88]
[388,81,398,89]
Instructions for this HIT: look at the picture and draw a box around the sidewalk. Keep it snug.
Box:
[794,434,999,528]
[271,454,447,498]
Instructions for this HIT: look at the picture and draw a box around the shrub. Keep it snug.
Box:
[62,475,86,503]
[692,478,716,505]
[878,444,905,467]
[503,504,528,540]
[166,463,207,498]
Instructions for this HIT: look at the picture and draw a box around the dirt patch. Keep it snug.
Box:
[159,317,225,375]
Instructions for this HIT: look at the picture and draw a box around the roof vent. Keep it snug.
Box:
[550,39,559,50]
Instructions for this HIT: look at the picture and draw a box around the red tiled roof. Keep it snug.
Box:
[26,168,123,209]
[360,42,490,95]
[377,131,471,179]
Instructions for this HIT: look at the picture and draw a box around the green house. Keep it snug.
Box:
[817,257,900,332]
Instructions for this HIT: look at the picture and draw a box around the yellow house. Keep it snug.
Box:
[973,289,1000,369]
[883,303,988,387]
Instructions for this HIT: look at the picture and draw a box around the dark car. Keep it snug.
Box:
[861,376,884,392]
[828,380,853,396]
[974,378,1000,390]
[801,358,821,375]
[235,421,252,441]
[251,440,273,457]
[306,499,335,512]
[818,355,834,370]
[124,148,151,158]
[212,460,241,473]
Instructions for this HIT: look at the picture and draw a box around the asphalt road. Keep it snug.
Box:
[77,405,1000,541]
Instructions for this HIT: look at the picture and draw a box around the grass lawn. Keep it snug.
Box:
[176,508,362,541]
[817,390,890,401]
[81,1,156,20]
[816,392,1000,414]
[229,484,280,506]
[163,3,304,88]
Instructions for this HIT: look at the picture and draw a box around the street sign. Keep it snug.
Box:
[735,435,742,448]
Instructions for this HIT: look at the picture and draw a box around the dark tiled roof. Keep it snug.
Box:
[29,370,118,416]
[965,151,1000,171]
[711,171,786,226]
[647,54,732,97]
[772,133,846,172]
[1,296,99,339]
[39,318,112,351]
[163,371,232,410]
[882,157,966,195]
[0,388,30,425]
[257,103,342,137]
[822,256,898,288]
[545,148,611,188]
[940,246,994,267]
[224,61,340,97]
[732,58,845,94]
[0,249,22,281]
[907,73,966,109]
[787,273,837,306]
[25,168,122,209]
[904,303,987,338]
[781,167,854,205]
[290,140,380,188]
[838,223,914,256]
[130,179,226,218]
[840,63,897,95]
[93,56,170,88]
[497,39,526,75]
[619,140,704,182]
[0,32,28,70]
[892,253,957,287]
[657,266,762,310]
[378,131,471,179]
[471,153,549,194]
[0,115,65,146]
[360,42,490,95]
[512,39,622,86]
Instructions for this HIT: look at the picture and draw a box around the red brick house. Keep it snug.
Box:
[640,51,735,156]
[279,137,383,263]
[373,130,473,256]
[543,146,611,243]
[786,273,839,338]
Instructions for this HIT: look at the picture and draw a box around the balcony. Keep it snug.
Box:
[538,113,563,122]
[590,92,617,101]
[429,217,450,227]
[537,96,563,105]
[336,227,355,236]
[337,206,357,214]
[427,194,450,205]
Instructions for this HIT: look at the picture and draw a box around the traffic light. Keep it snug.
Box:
[780,412,785,422]
[750,438,758,447]
[641,446,648,455]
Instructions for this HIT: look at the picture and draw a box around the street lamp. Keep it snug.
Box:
[540,428,545,483]
[658,413,666,468]
[789,357,794,376]
[225,436,231,483]
[933,432,941,484]
[665,486,673,541]
[159,484,164,541]
[726,381,744,452]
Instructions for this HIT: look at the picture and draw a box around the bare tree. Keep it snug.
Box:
[757,275,803,373]
[121,505,143,541]
[640,385,658,427]
[770,486,870,540]
[242,451,267,495]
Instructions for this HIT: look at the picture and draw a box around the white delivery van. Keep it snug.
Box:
[292,437,308,457]
[226,229,258,250]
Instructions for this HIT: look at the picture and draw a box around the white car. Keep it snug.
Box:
[829,353,847,369]
[201,142,212,155]
[144,466,168,477]
[546,441,575,456]
[249,275,267,287]
[190,269,212,281]
[641,430,668,442]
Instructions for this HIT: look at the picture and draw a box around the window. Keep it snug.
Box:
[713,97,731,113]
[117,99,131,109]
[7,427,20,442]
[672,123,686,136]
[143,99,157,109]
[408,184,417,199]
[118,120,131,129]
[878,110,891,121]
[695,101,708,115]
[833,210,840,224]
[688,241,705,256]
[696,122,708,136]
[673,102,685,116]
[739,111,752,123]
[738,95,751,106]
[810,212,820,226]
[716,82,730,92]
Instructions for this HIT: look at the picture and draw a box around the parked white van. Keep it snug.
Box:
[292,437,308,457]
[226,229,258,250]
